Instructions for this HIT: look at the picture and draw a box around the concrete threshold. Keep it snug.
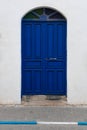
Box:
[22,95,67,106]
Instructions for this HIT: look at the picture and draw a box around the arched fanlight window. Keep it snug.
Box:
[23,7,66,21]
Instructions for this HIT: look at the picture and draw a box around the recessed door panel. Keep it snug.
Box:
[33,70,42,92]
[57,24,63,58]
[34,24,42,58]
[23,70,32,93]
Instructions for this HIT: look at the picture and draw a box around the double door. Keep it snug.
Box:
[22,21,66,95]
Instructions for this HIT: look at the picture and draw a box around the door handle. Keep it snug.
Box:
[49,58,57,60]
[45,58,57,61]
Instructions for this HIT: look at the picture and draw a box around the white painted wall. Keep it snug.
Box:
[0,0,87,104]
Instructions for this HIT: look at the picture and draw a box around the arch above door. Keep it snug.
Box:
[23,7,66,21]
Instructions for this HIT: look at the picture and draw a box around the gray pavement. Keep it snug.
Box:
[0,106,87,129]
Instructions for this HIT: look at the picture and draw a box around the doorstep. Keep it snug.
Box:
[22,95,67,106]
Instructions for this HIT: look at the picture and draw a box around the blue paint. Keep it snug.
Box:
[22,21,67,95]
[0,121,37,125]
[78,122,87,125]
[0,121,87,126]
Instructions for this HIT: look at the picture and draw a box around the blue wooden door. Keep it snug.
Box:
[22,21,66,95]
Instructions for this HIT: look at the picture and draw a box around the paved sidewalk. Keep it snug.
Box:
[0,106,87,129]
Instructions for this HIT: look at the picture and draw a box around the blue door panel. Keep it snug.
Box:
[57,24,64,58]
[22,21,66,95]
[45,70,65,93]
[22,70,32,93]
[47,61,64,68]
[34,24,42,58]
[23,24,32,58]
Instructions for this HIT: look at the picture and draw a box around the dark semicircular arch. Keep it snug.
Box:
[22,7,66,21]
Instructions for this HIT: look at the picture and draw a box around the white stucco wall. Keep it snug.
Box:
[0,0,87,104]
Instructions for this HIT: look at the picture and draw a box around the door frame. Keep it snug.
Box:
[21,7,67,97]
